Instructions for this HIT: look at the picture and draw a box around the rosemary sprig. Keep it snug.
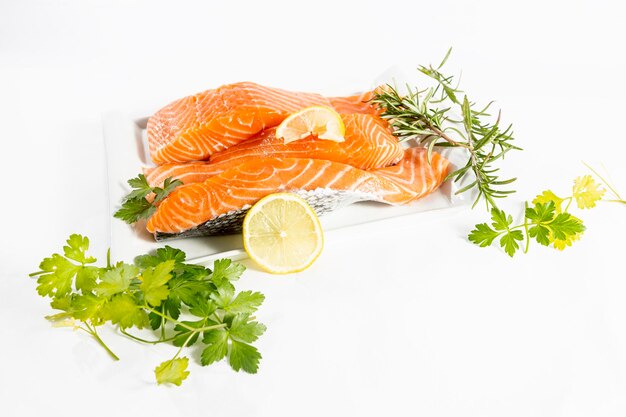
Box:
[372,49,521,209]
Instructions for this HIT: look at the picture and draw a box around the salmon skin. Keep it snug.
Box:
[144,113,403,190]
[148,148,449,240]
[146,82,379,164]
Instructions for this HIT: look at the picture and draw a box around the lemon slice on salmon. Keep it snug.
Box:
[242,193,324,274]
[276,106,345,143]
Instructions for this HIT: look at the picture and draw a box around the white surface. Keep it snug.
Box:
[1,1,626,416]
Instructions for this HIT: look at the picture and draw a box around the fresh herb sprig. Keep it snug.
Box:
[29,235,265,386]
[372,49,521,209]
[114,174,182,224]
[468,175,606,256]
[584,163,626,206]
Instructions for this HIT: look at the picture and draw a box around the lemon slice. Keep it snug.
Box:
[243,193,324,274]
[276,106,345,143]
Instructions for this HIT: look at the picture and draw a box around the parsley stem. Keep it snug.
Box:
[28,271,46,277]
[144,305,227,333]
[523,202,530,254]
[564,196,573,212]
[171,330,197,362]
[196,323,228,332]
[120,328,176,344]
[83,323,119,361]
[583,162,623,201]
[145,305,189,329]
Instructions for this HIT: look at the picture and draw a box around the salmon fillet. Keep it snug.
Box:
[147,82,379,164]
[146,148,449,236]
[144,114,402,190]
[328,91,379,115]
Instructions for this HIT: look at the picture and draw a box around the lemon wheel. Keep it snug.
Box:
[242,193,324,274]
[276,106,345,143]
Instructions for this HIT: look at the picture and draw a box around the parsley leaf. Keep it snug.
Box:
[229,340,262,374]
[201,329,229,366]
[36,254,79,297]
[223,291,265,314]
[95,263,139,297]
[469,173,601,256]
[210,283,235,308]
[550,212,586,240]
[154,357,190,386]
[154,177,183,203]
[63,234,96,264]
[114,175,182,224]
[113,198,155,224]
[32,234,99,297]
[499,229,524,257]
[229,314,266,343]
[211,259,245,284]
[101,294,149,329]
[468,223,499,247]
[573,175,605,209]
[140,260,175,307]
[532,190,564,213]
[490,208,512,231]
[30,239,265,387]
[135,246,187,268]
[126,174,154,200]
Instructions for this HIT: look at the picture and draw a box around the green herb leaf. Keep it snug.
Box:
[373,50,520,210]
[101,294,149,329]
[154,177,183,203]
[201,329,229,366]
[63,234,96,264]
[223,291,265,314]
[113,198,155,224]
[155,357,190,386]
[229,340,261,374]
[229,314,266,343]
[532,190,564,213]
[94,263,139,297]
[114,176,182,224]
[126,174,154,200]
[211,259,245,284]
[29,236,266,387]
[468,223,500,247]
[572,175,606,209]
[499,229,524,257]
[140,260,175,307]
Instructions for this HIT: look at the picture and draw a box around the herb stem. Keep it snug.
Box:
[120,328,176,344]
[605,199,626,205]
[583,162,623,201]
[523,202,530,254]
[429,123,470,148]
[145,305,227,333]
[145,305,190,330]
[83,323,119,361]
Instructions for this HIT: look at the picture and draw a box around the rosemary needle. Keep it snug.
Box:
[372,48,521,210]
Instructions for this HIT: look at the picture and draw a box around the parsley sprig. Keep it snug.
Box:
[468,175,606,256]
[372,49,521,209]
[114,174,182,224]
[29,235,265,386]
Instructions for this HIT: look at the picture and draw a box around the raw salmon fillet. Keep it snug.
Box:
[144,114,403,190]
[147,82,379,164]
[146,148,449,236]
[328,91,379,115]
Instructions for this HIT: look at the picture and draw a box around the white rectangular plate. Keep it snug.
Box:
[102,77,474,263]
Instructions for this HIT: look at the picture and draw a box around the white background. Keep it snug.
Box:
[1,1,626,416]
